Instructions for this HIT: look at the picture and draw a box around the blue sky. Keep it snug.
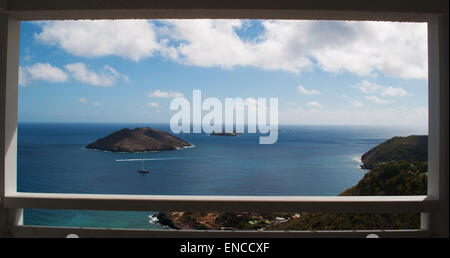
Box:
[18,19,428,127]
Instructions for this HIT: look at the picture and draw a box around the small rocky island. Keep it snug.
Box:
[210,131,242,136]
[85,127,191,153]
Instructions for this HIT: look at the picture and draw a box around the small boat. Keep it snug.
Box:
[138,160,150,174]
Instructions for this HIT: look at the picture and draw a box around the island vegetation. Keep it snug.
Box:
[157,135,428,230]
[86,127,191,152]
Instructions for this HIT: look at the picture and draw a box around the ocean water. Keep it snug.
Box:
[18,123,427,229]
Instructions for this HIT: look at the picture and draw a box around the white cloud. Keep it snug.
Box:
[298,85,320,95]
[352,80,412,97]
[365,95,392,104]
[307,101,323,109]
[158,19,314,73]
[34,20,427,79]
[20,62,128,87]
[159,20,253,69]
[19,63,68,86]
[149,90,184,98]
[381,86,412,97]
[78,98,103,107]
[159,20,427,79]
[35,20,160,61]
[351,80,382,94]
[351,100,364,107]
[279,107,428,127]
[147,102,160,107]
[287,106,304,112]
[305,21,428,79]
[65,63,125,87]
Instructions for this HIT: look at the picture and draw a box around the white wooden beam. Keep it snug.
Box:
[423,14,449,238]
[12,225,431,238]
[4,193,438,213]
[0,13,20,237]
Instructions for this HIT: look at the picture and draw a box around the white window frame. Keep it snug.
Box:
[1,0,448,238]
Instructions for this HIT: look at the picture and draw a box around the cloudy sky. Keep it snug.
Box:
[18,19,428,127]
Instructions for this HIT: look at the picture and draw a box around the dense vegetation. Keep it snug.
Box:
[159,135,429,230]
[267,213,422,230]
[361,135,427,169]
[268,161,427,230]
[341,161,428,196]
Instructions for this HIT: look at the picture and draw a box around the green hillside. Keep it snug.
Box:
[361,135,427,169]
[341,161,428,196]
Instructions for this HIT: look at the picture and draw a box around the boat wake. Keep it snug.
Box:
[115,158,188,162]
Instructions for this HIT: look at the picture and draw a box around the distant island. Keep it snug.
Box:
[157,135,429,230]
[210,131,242,136]
[85,127,191,153]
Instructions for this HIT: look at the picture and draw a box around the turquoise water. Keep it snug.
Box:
[18,123,427,229]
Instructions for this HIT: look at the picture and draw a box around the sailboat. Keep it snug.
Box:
[138,160,150,174]
[115,157,185,174]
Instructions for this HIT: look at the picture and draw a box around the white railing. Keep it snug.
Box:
[4,193,438,213]
[2,193,440,237]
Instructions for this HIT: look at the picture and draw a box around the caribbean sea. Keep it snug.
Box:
[17,123,427,229]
